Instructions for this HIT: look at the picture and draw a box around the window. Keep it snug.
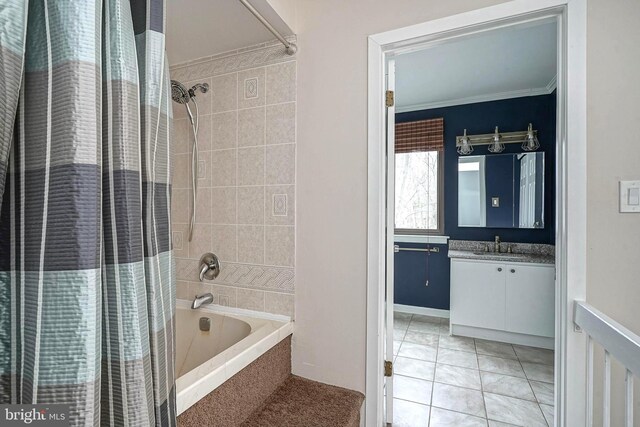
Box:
[394,118,444,234]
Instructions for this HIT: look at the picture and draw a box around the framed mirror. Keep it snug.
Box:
[457,152,544,229]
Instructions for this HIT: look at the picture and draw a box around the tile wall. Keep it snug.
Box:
[170,39,296,317]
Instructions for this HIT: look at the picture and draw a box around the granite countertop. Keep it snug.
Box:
[448,240,555,265]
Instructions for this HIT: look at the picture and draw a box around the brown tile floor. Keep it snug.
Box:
[390,312,555,427]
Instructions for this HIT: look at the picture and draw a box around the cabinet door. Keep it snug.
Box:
[505,264,555,337]
[451,260,506,330]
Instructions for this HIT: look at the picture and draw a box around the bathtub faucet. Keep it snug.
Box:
[192,293,214,309]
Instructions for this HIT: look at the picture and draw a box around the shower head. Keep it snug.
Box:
[171,80,191,104]
[171,80,209,104]
[189,83,209,98]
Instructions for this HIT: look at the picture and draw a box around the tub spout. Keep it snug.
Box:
[192,293,214,309]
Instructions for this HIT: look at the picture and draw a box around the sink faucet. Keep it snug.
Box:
[192,293,214,309]
[494,235,501,253]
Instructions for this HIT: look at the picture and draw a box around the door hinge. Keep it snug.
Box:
[385,90,394,107]
[384,360,393,377]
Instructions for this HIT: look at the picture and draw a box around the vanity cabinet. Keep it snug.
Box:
[451,258,555,340]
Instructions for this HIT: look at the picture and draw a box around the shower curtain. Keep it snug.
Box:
[0,1,176,425]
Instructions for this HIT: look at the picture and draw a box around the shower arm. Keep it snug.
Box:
[238,0,297,55]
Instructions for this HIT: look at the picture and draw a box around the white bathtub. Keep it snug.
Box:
[175,299,293,415]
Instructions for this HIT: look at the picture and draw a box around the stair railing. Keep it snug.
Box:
[574,301,640,427]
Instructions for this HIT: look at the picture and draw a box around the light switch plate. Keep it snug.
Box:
[619,180,640,213]
[491,197,500,208]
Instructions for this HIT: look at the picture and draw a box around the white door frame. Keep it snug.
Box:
[365,1,587,426]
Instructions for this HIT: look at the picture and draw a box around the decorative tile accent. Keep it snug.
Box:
[172,231,183,251]
[272,194,287,216]
[244,78,259,99]
[169,37,297,82]
[214,262,295,292]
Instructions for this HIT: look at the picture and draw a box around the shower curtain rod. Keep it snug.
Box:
[239,0,297,55]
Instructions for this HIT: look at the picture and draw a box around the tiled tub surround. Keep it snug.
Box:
[448,240,555,264]
[175,299,293,415]
[393,312,555,426]
[170,40,297,317]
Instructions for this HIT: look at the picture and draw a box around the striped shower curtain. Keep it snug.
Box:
[0,0,176,425]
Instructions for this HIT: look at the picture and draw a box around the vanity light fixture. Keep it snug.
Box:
[456,124,539,155]
[521,123,540,151]
[456,129,474,155]
[488,126,505,153]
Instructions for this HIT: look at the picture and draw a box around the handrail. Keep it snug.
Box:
[574,301,640,376]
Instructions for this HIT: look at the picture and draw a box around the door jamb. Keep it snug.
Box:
[365,1,587,425]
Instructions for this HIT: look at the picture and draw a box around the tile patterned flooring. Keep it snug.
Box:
[391,312,555,426]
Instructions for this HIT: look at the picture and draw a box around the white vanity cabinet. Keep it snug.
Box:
[450,258,555,346]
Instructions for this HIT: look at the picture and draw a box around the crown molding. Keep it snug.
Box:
[397,76,558,113]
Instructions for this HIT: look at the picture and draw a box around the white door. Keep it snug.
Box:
[384,59,396,425]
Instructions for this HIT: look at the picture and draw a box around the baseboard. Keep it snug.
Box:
[451,324,554,350]
[394,304,450,319]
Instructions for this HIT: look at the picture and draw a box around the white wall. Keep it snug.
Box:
[586,0,640,424]
[293,0,640,406]
[293,0,506,393]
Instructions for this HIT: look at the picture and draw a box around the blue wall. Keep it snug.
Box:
[394,93,556,310]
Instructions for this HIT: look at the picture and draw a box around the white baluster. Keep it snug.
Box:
[625,369,634,427]
[587,336,594,427]
[603,350,611,427]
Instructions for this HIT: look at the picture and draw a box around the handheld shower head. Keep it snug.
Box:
[171,80,191,104]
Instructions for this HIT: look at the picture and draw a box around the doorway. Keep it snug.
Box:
[366,1,587,426]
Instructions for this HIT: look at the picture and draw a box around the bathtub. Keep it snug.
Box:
[175,299,293,415]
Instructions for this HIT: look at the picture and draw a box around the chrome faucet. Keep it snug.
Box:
[192,293,214,309]
[494,235,501,253]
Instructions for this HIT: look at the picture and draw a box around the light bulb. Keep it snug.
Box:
[521,123,540,151]
[457,129,474,155]
[488,126,505,153]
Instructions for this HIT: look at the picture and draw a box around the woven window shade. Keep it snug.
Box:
[395,118,444,153]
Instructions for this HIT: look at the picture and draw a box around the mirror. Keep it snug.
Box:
[458,153,545,229]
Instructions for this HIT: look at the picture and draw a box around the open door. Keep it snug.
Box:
[384,59,396,425]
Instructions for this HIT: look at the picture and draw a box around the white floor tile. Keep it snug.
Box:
[480,372,535,401]
[437,348,479,369]
[540,403,554,425]
[478,355,525,378]
[409,320,443,334]
[393,398,430,427]
[395,312,413,322]
[435,363,482,390]
[484,393,547,427]
[398,342,438,362]
[395,357,436,381]
[429,407,487,427]
[412,314,444,324]
[513,345,554,366]
[521,362,554,383]
[431,383,486,418]
[438,335,476,353]
[530,380,555,406]
[394,340,402,355]
[475,340,517,360]
[395,327,408,341]
[488,421,520,427]
[405,330,440,347]
[394,375,433,405]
